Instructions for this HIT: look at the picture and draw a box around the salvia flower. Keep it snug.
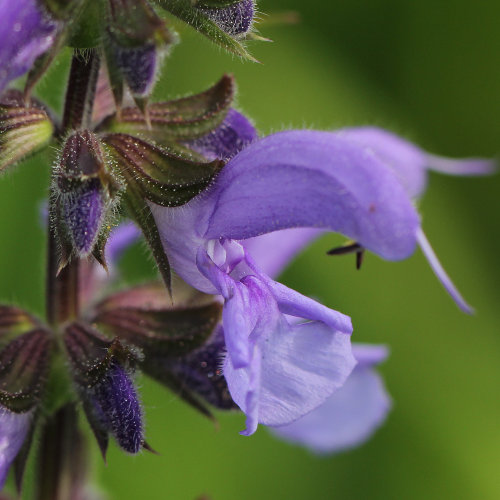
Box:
[0,0,58,94]
[235,226,392,451]
[148,109,492,432]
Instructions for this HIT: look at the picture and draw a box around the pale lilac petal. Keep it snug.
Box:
[205,130,420,261]
[338,127,495,198]
[0,0,57,93]
[242,228,324,278]
[224,319,356,433]
[270,344,391,454]
[426,153,496,176]
[352,343,389,366]
[0,406,32,488]
[338,127,429,198]
[416,228,473,314]
[263,278,352,334]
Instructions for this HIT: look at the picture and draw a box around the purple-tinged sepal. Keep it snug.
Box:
[196,0,255,38]
[105,0,177,109]
[270,343,391,454]
[0,0,58,94]
[0,90,54,172]
[156,0,257,61]
[63,322,144,455]
[102,132,224,291]
[0,328,53,414]
[98,74,236,144]
[92,282,231,418]
[52,130,122,269]
[187,108,257,161]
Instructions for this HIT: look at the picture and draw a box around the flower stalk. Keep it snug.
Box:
[41,51,101,500]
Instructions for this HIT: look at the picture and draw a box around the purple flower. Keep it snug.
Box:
[270,344,391,454]
[0,406,32,488]
[0,0,58,94]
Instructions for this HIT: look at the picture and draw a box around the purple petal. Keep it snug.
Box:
[242,228,324,279]
[149,130,420,291]
[105,222,141,265]
[0,406,32,488]
[425,153,496,176]
[189,109,258,161]
[88,363,143,454]
[198,0,255,37]
[416,228,473,314]
[224,319,356,434]
[204,130,420,261]
[270,343,391,454]
[61,179,105,256]
[0,0,57,93]
[339,127,495,198]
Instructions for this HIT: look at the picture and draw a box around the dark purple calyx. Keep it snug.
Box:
[197,0,255,37]
[93,282,234,418]
[55,130,120,264]
[188,108,257,160]
[98,74,236,143]
[105,0,176,102]
[155,328,236,412]
[0,328,53,413]
[63,322,143,455]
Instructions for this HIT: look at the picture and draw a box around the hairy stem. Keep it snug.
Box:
[40,50,101,500]
[35,404,89,500]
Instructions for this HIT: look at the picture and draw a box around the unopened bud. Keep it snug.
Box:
[64,322,144,454]
[54,130,120,261]
[106,0,176,101]
[197,0,255,38]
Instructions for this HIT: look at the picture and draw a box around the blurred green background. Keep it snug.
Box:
[1,0,499,499]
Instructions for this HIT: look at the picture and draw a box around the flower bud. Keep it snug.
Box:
[0,90,53,172]
[54,130,120,262]
[64,322,143,455]
[105,0,176,102]
[93,282,234,418]
[197,0,255,38]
